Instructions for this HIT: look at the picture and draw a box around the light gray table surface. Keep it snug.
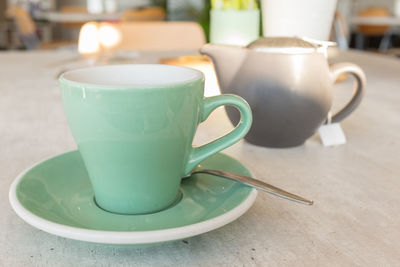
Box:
[0,49,399,266]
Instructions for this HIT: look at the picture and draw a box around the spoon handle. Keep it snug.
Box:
[191,169,313,205]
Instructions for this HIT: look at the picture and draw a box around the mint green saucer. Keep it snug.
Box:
[9,151,257,245]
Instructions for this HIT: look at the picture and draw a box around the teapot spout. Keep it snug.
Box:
[200,44,247,93]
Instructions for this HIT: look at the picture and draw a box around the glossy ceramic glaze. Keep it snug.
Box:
[59,65,252,214]
[201,38,366,148]
[10,151,257,244]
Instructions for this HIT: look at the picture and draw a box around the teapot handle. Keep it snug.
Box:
[329,63,366,123]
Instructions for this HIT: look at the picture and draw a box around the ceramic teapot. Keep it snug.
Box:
[201,37,366,148]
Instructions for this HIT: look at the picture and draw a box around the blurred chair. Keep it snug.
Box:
[60,5,88,14]
[121,7,166,22]
[7,6,74,50]
[59,5,89,43]
[113,21,205,51]
[6,6,40,49]
[0,22,8,48]
[355,7,391,51]
[60,5,88,28]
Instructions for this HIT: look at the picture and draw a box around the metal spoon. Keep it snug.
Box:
[184,169,313,205]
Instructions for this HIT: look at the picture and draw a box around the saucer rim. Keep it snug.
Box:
[9,151,257,245]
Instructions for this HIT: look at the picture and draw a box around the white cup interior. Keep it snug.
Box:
[61,64,203,87]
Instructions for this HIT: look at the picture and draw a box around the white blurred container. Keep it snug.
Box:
[261,0,337,41]
[87,0,103,14]
[104,0,118,13]
[395,0,400,17]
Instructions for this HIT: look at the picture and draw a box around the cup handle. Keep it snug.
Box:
[184,94,252,174]
[329,62,367,123]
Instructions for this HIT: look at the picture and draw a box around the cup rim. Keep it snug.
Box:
[59,64,204,90]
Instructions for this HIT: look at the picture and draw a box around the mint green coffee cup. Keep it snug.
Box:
[59,64,252,215]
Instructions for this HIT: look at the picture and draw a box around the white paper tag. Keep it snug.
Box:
[318,123,346,147]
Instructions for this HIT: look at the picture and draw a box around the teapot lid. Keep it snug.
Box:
[247,37,321,54]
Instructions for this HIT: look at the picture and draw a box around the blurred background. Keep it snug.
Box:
[1,0,400,55]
